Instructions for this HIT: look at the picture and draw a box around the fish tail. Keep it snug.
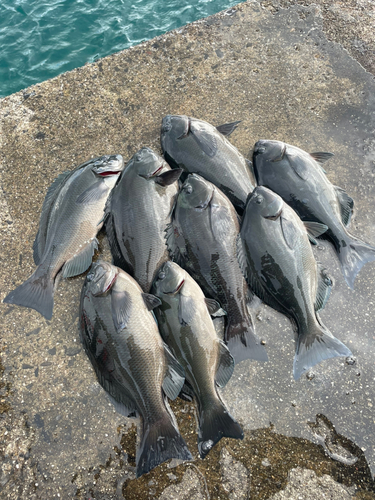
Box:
[338,238,375,289]
[225,318,268,363]
[198,396,243,458]
[3,268,54,320]
[293,322,352,380]
[136,413,192,478]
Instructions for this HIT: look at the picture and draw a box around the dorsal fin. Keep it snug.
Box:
[33,170,72,264]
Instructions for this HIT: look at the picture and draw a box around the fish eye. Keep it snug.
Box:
[87,272,94,282]
[158,271,166,280]
[183,184,193,194]
[135,152,142,162]
[256,146,266,154]
[255,195,264,204]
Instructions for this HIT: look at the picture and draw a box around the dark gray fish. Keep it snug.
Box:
[3,155,125,320]
[237,186,352,380]
[80,261,192,477]
[151,262,243,457]
[166,173,267,364]
[253,139,375,288]
[160,115,254,211]
[105,147,182,292]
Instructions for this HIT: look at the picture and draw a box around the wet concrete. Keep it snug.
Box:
[1,1,375,498]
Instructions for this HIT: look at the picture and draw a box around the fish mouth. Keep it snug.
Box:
[264,207,282,221]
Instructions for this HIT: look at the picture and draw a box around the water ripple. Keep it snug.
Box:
[0,0,238,97]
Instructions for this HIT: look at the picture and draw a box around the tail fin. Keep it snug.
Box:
[225,319,268,363]
[3,269,54,320]
[137,414,192,478]
[338,238,375,289]
[293,323,352,380]
[198,397,243,458]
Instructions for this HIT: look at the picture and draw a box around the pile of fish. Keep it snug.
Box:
[3,115,375,477]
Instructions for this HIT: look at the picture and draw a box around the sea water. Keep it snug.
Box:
[0,0,239,98]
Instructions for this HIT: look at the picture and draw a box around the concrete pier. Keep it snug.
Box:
[1,1,375,498]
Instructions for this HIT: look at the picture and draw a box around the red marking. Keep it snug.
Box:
[151,165,163,176]
[174,279,184,293]
[98,171,121,177]
[97,339,103,344]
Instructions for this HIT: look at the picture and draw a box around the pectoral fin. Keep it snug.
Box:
[190,122,218,157]
[178,293,196,326]
[111,289,132,331]
[76,180,110,204]
[281,216,298,250]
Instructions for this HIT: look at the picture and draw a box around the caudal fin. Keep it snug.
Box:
[198,397,243,458]
[137,414,192,478]
[3,269,54,320]
[225,319,268,363]
[293,323,352,380]
[338,238,375,289]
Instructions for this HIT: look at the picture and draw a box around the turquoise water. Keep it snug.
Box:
[0,0,239,98]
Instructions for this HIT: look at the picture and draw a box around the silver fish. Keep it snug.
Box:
[237,186,352,380]
[80,261,192,477]
[152,261,243,457]
[253,139,375,288]
[3,155,125,319]
[105,147,182,292]
[161,115,254,211]
[166,173,267,363]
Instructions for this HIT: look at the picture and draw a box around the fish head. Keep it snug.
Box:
[132,147,168,179]
[90,154,125,178]
[152,261,185,297]
[178,174,214,210]
[253,140,288,180]
[247,186,284,220]
[161,115,190,143]
[86,261,119,296]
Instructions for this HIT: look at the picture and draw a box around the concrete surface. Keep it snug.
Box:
[1,1,375,499]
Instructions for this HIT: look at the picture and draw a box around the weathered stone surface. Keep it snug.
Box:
[220,447,250,499]
[268,467,356,499]
[158,468,206,500]
[1,1,375,499]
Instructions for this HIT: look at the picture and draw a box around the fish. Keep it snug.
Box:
[3,155,125,320]
[160,115,255,212]
[151,261,244,457]
[105,147,182,292]
[166,173,268,364]
[237,186,352,380]
[80,261,192,477]
[253,139,375,288]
